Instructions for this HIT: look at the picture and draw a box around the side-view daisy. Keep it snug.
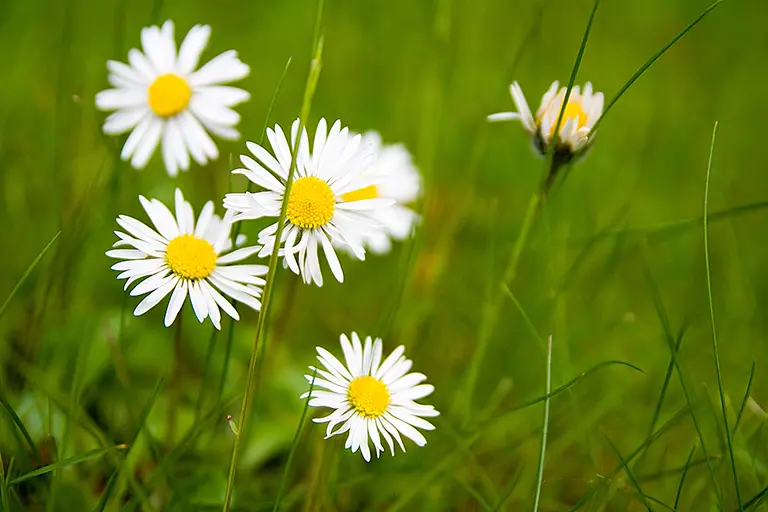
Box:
[335,131,421,255]
[223,119,395,287]
[96,20,250,176]
[488,81,604,159]
[302,332,439,462]
[107,189,267,329]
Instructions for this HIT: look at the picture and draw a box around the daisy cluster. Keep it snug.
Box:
[100,20,436,461]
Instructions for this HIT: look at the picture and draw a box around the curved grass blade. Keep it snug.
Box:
[734,361,756,433]
[532,335,553,512]
[0,230,61,321]
[588,0,724,135]
[743,486,768,511]
[602,432,653,511]
[674,446,696,509]
[273,371,316,512]
[9,445,126,486]
[704,121,742,510]
[0,395,43,465]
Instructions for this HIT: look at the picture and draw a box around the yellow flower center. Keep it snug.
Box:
[348,376,390,418]
[545,101,588,139]
[147,74,192,117]
[287,176,335,229]
[165,234,217,280]
[341,185,379,203]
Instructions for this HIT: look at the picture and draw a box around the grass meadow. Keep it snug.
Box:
[1,0,768,510]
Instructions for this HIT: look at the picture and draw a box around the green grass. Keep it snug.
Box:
[1,0,767,510]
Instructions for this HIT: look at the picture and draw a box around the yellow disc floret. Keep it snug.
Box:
[165,234,217,280]
[545,101,588,139]
[348,376,390,418]
[341,184,379,203]
[148,74,192,117]
[287,176,335,229]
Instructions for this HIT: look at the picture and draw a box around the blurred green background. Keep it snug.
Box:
[2,0,768,509]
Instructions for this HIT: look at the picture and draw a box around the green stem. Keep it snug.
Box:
[532,335,552,512]
[221,13,323,510]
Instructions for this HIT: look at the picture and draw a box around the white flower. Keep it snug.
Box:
[223,119,395,287]
[95,20,250,176]
[302,333,439,462]
[107,189,267,329]
[488,81,604,155]
[335,131,421,255]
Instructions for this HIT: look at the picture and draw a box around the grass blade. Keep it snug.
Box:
[532,335,552,512]
[602,432,653,511]
[703,121,742,510]
[9,445,126,486]
[221,3,324,509]
[743,487,768,511]
[734,361,756,434]
[0,395,43,465]
[589,0,723,135]
[0,230,61,321]
[273,371,316,512]
[0,452,11,512]
[674,446,696,509]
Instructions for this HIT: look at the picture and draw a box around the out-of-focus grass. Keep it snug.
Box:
[1,0,768,510]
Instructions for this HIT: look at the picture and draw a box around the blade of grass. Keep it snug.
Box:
[0,230,61,321]
[734,361,756,434]
[674,446,696,509]
[93,379,163,511]
[455,476,493,512]
[644,260,721,505]
[704,121,742,510]
[9,445,126,486]
[602,432,653,511]
[742,487,768,511]
[0,395,43,465]
[588,0,724,135]
[273,371,316,512]
[221,6,324,510]
[0,452,10,512]
[532,335,553,512]
[492,463,525,512]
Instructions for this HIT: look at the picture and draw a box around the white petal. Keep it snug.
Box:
[176,24,210,74]
[164,279,189,326]
[133,276,178,316]
[189,50,250,87]
[131,118,163,169]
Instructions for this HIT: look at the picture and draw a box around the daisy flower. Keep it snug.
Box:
[107,189,267,329]
[335,131,421,255]
[95,20,250,176]
[488,81,604,158]
[223,119,395,287]
[302,333,439,462]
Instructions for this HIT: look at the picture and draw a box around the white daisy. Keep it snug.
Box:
[95,20,250,176]
[488,81,604,156]
[302,333,439,462]
[223,119,395,287]
[335,131,421,255]
[107,189,267,330]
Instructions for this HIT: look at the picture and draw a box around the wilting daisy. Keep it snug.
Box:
[223,119,394,287]
[95,20,250,176]
[107,189,267,329]
[302,333,439,462]
[335,131,421,255]
[488,81,604,158]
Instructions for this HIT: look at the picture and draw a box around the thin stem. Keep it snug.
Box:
[703,121,742,509]
[221,10,324,510]
[532,335,552,512]
[166,318,183,449]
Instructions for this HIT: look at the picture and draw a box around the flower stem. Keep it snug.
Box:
[221,11,324,510]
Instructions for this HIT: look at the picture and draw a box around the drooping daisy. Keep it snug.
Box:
[95,20,250,176]
[302,333,439,462]
[107,189,267,329]
[223,119,395,287]
[335,131,421,255]
[488,81,604,158]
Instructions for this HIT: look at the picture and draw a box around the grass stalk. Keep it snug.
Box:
[703,121,742,510]
[532,335,553,512]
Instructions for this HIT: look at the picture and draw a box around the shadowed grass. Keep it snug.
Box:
[674,446,697,509]
[9,445,127,486]
[734,362,756,434]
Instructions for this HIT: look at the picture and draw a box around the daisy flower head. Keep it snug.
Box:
[488,81,604,161]
[302,333,439,462]
[107,189,267,330]
[223,119,395,287]
[95,20,250,176]
[335,131,421,255]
